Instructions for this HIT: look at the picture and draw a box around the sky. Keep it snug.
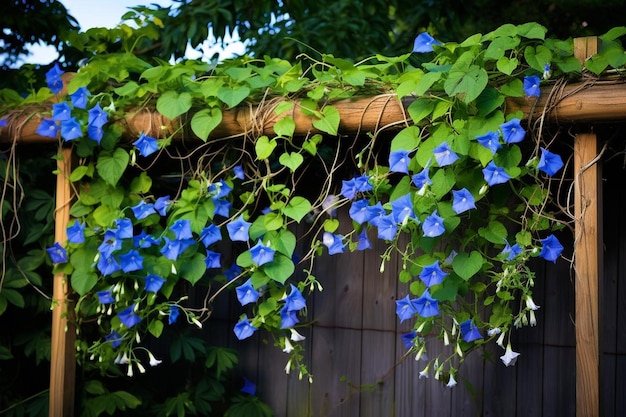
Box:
[24,0,245,65]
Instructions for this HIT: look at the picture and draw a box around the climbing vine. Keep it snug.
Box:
[2,18,626,406]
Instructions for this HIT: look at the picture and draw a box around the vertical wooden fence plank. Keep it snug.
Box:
[49,147,75,417]
[573,36,601,417]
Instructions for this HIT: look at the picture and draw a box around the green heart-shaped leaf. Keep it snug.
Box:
[452,251,484,280]
[279,152,304,172]
[255,136,277,160]
[191,108,222,141]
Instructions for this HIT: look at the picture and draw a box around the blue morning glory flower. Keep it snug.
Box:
[433,142,459,167]
[500,118,525,144]
[413,32,440,53]
[236,279,260,306]
[154,195,171,216]
[212,197,232,217]
[46,242,67,263]
[391,194,415,223]
[144,274,166,293]
[412,166,432,189]
[119,250,143,273]
[233,165,245,180]
[365,202,386,226]
[340,178,358,200]
[45,63,64,94]
[482,161,511,186]
[133,231,160,248]
[377,214,398,241]
[205,250,221,268]
[98,229,122,258]
[249,240,275,266]
[160,238,194,261]
[87,124,103,143]
[241,377,257,395]
[105,331,123,349]
[452,188,476,214]
[354,174,373,193]
[115,218,134,239]
[234,317,258,340]
[168,305,180,325]
[225,263,242,280]
[227,215,252,242]
[401,331,417,349]
[523,75,541,97]
[280,305,300,329]
[97,255,122,276]
[97,289,115,304]
[543,63,552,80]
[170,219,192,240]
[422,210,445,237]
[413,290,439,317]
[460,319,483,343]
[539,234,563,263]
[349,199,372,224]
[88,103,108,128]
[70,86,90,109]
[60,117,82,141]
[396,294,418,322]
[52,102,71,121]
[357,229,371,250]
[131,201,156,220]
[200,224,222,247]
[133,133,159,157]
[285,284,307,311]
[0,118,6,127]
[209,180,232,199]
[419,261,448,287]
[35,119,59,138]
[476,131,501,155]
[66,219,86,244]
[389,149,411,174]
[322,232,345,255]
[537,147,564,176]
[501,240,522,261]
[118,304,142,328]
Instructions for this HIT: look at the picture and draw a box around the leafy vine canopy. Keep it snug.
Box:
[3,21,626,386]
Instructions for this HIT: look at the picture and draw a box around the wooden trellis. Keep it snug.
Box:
[0,36,616,417]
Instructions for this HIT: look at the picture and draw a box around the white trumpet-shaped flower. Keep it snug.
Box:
[500,343,521,367]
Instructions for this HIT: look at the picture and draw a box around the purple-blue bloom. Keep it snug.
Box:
[401,331,417,349]
[389,149,411,174]
[87,124,104,143]
[365,202,386,226]
[233,165,245,180]
[452,188,476,214]
[97,255,122,276]
[36,119,59,138]
[115,218,134,239]
[133,133,159,157]
[227,215,252,242]
[377,214,398,241]
[144,274,166,293]
[60,117,82,141]
[0,118,6,127]
[460,319,483,343]
[88,103,108,128]
[236,279,260,306]
[537,147,564,176]
[105,331,123,349]
[476,131,501,155]
[433,142,459,167]
[225,263,242,280]
[170,219,192,240]
[119,250,143,273]
[241,377,257,395]
[160,238,194,261]
[45,63,64,94]
[357,229,372,250]
[168,305,180,325]
[70,86,90,109]
[413,290,439,317]
[419,261,448,287]
[539,234,563,263]
[154,195,171,216]
[97,289,115,304]
[349,199,372,224]
[482,161,511,186]
[322,231,345,255]
[285,284,307,311]
[131,201,156,220]
[98,229,122,258]
[396,294,417,322]
[66,219,86,244]
[209,180,232,199]
[46,242,67,264]
[200,224,222,247]
[52,102,71,121]
[212,197,232,217]
[280,305,300,329]
[413,32,440,53]
[422,210,445,237]
[354,174,373,193]
[249,240,275,266]
[133,231,160,248]
[118,304,142,328]
[412,166,432,189]
[501,240,522,261]
[391,194,415,223]
[523,75,541,97]
[340,178,358,200]
[500,118,526,144]
[205,250,221,268]
[234,317,258,340]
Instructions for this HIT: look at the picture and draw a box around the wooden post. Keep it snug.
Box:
[573,36,601,417]
[49,147,75,417]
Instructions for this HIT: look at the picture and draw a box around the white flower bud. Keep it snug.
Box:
[290,328,306,342]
